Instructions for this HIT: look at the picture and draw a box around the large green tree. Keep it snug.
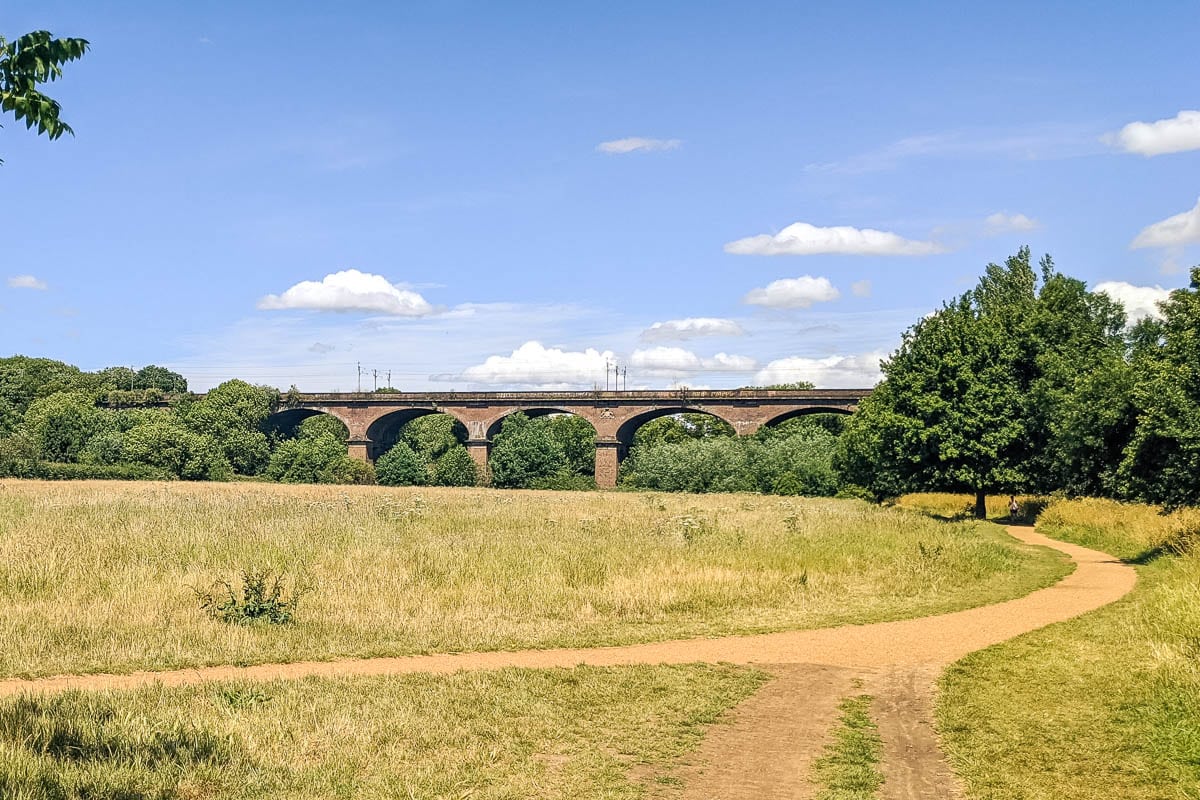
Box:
[837,248,1125,517]
[1,30,89,160]
[184,380,276,475]
[488,413,568,489]
[1116,268,1200,507]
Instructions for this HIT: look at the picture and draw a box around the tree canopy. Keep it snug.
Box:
[837,248,1127,517]
[1,30,89,160]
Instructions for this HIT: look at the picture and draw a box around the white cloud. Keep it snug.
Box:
[984,212,1041,235]
[744,276,841,309]
[1131,198,1200,249]
[630,347,757,376]
[639,317,744,342]
[7,275,47,290]
[704,352,757,371]
[258,269,434,315]
[630,346,701,373]
[596,137,681,154]
[1093,281,1172,323]
[725,222,944,256]
[850,280,872,297]
[753,352,885,388]
[1109,110,1200,156]
[453,341,613,387]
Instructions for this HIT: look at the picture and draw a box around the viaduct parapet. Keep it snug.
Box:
[273,389,871,488]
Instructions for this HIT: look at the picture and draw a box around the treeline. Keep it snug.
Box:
[0,359,369,483]
[6,251,1199,506]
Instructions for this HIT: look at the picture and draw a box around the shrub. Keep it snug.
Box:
[376,441,427,486]
[432,445,478,486]
[266,432,351,483]
[771,472,804,496]
[489,413,568,488]
[196,568,312,625]
[122,419,233,480]
[835,484,877,502]
[31,462,175,481]
[319,456,375,485]
[621,428,839,496]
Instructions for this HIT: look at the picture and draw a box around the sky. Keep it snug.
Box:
[3,1,1199,392]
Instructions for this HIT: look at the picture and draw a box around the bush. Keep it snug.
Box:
[266,433,344,483]
[376,441,427,486]
[489,413,568,488]
[196,568,312,625]
[122,419,233,481]
[621,427,839,496]
[432,445,478,486]
[0,457,174,481]
[835,484,877,502]
[320,456,375,485]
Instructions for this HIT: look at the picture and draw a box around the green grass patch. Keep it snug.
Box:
[813,692,884,799]
[0,481,1069,678]
[0,664,766,799]
[935,497,1200,799]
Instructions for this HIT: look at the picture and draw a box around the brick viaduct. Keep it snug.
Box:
[272,389,871,488]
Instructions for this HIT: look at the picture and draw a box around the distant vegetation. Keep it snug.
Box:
[4,251,1200,510]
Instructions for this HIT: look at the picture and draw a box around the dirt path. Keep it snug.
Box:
[0,527,1135,798]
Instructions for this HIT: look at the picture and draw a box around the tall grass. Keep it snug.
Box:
[0,481,1068,678]
[0,664,767,799]
[936,497,1200,799]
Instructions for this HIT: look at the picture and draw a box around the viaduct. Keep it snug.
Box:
[273,389,872,488]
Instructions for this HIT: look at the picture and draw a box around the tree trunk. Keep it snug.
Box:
[974,490,987,520]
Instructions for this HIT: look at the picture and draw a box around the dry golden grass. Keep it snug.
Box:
[892,492,1046,522]
[0,664,768,799]
[0,480,1068,678]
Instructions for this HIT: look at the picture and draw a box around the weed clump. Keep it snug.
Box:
[196,569,312,625]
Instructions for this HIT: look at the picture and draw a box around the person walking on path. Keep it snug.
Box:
[1008,496,1020,523]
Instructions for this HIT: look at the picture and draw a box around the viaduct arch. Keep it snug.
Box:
[274,389,870,487]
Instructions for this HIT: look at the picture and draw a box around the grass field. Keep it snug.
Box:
[934,497,1200,799]
[0,663,767,799]
[0,480,1068,679]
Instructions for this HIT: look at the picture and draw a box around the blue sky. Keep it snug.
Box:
[3,1,1199,391]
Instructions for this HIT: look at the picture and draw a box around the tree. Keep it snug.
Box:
[134,365,187,393]
[266,433,369,484]
[21,391,109,462]
[633,414,734,449]
[400,414,466,463]
[375,441,427,486]
[1116,268,1200,507]
[1,31,89,160]
[122,418,232,481]
[432,445,478,486]
[297,414,348,442]
[836,248,1123,517]
[488,413,567,488]
[542,414,595,476]
[185,380,276,475]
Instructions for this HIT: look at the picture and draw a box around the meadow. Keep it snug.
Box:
[0,480,1069,679]
[0,664,767,799]
[932,497,1200,799]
